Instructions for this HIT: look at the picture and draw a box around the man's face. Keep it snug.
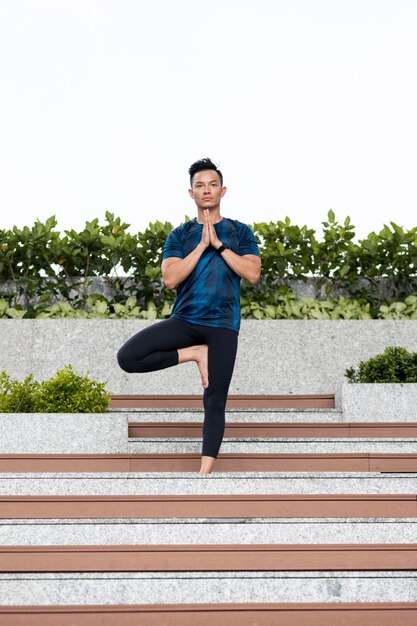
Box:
[188,170,227,210]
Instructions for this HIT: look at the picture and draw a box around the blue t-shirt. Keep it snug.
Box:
[162,217,260,333]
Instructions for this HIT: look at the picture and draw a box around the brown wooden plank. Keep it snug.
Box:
[349,423,417,438]
[128,453,372,473]
[110,394,335,409]
[128,423,350,438]
[1,544,417,573]
[0,455,132,473]
[371,455,417,472]
[1,603,416,626]
[128,422,417,439]
[1,453,416,473]
[2,452,417,473]
[2,494,416,519]
[1,603,417,626]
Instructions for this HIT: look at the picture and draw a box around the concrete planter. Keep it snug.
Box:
[0,412,128,454]
[2,319,417,402]
[342,382,417,421]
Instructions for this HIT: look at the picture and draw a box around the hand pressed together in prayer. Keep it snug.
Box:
[201,209,222,250]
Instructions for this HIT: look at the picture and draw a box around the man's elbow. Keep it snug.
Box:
[247,270,261,284]
[249,263,261,284]
[163,277,177,290]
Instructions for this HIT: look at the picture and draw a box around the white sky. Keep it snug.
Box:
[0,0,416,240]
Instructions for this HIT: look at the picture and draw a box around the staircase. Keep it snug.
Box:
[1,396,417,625]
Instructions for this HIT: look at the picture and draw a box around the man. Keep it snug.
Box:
[117,158,261,474]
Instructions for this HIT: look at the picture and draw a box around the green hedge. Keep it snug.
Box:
[2,292,417,320]
[0,365,110,412]
[1,210,417,319]
[345,346,417,383]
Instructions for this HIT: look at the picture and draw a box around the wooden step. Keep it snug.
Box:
[1,453,416,472]
[1,603,416,626]
[2,494,416,519]
[111,394,335,409]
[1,544,417,572]
[128,422,417,438]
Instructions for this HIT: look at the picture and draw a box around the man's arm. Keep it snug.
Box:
[217,250,261,284]
[204,210,261,284]
[162,243,207,289]
[162,215,211,289]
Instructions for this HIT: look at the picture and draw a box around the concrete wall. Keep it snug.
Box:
[0,413,127,454]
[1,320,417,406]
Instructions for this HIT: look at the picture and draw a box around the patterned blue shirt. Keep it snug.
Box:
[162,217,260,333]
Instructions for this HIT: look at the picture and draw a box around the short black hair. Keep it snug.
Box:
[188,158,223,187]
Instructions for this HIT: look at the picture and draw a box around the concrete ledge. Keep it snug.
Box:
[127,438,417,454]
[2,519,417,546]
[342,383,417,420]
[0,413,127,454]
[1,571,416,604]
[2,320,417,401]
[1,473,416,495]
[118,409,344,423]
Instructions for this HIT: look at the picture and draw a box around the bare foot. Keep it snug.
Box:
[199,455,216,474]
[194,345,208,389]
[177,344,209,389]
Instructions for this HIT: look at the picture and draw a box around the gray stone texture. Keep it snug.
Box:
[2,318,416,608]
[115,409,346,423]
[1,572,416,604]
[127,438,417,454]
[0,413,127,454]
[1,472,416,495]
[2,519,417,546]
[2,320,417,402]
[343,383,417,420]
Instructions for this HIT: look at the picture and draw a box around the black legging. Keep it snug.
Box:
[117,318,238,458]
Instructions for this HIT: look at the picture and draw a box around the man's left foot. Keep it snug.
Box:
[199,455,216,473]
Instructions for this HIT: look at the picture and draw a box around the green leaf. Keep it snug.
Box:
[327,209,335,223]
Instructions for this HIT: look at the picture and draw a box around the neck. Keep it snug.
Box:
[197,208,222,224]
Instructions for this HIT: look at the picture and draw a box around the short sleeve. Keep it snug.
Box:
[163,227,184,260]
[238,224,260,256]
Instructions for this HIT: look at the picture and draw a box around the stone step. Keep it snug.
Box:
[128,422,417,438]
[127,438,417,454]
[1,472,415,496]
[119,408,417,424]
[110,394,336,409]
[119,409,344,422]
[1,579,417,610]
[1,453,415,473]
[2,518,417,546]
[2,494,416,520]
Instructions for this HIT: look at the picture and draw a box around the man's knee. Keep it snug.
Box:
[204,391,227,413]
[117,347,136,373]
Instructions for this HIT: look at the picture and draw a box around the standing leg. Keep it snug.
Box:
[199,327,238,474]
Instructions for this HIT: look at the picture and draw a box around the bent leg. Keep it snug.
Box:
[178,344,209,389]
[117,318,200,373]
[201,328,238,459]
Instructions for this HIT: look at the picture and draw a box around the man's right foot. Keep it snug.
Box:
[177,344,209,388]
[195,344,209,389]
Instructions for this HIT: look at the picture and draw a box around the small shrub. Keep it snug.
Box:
[0,371,40,412]
[0,365,111,413]
[345,346,417,383]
